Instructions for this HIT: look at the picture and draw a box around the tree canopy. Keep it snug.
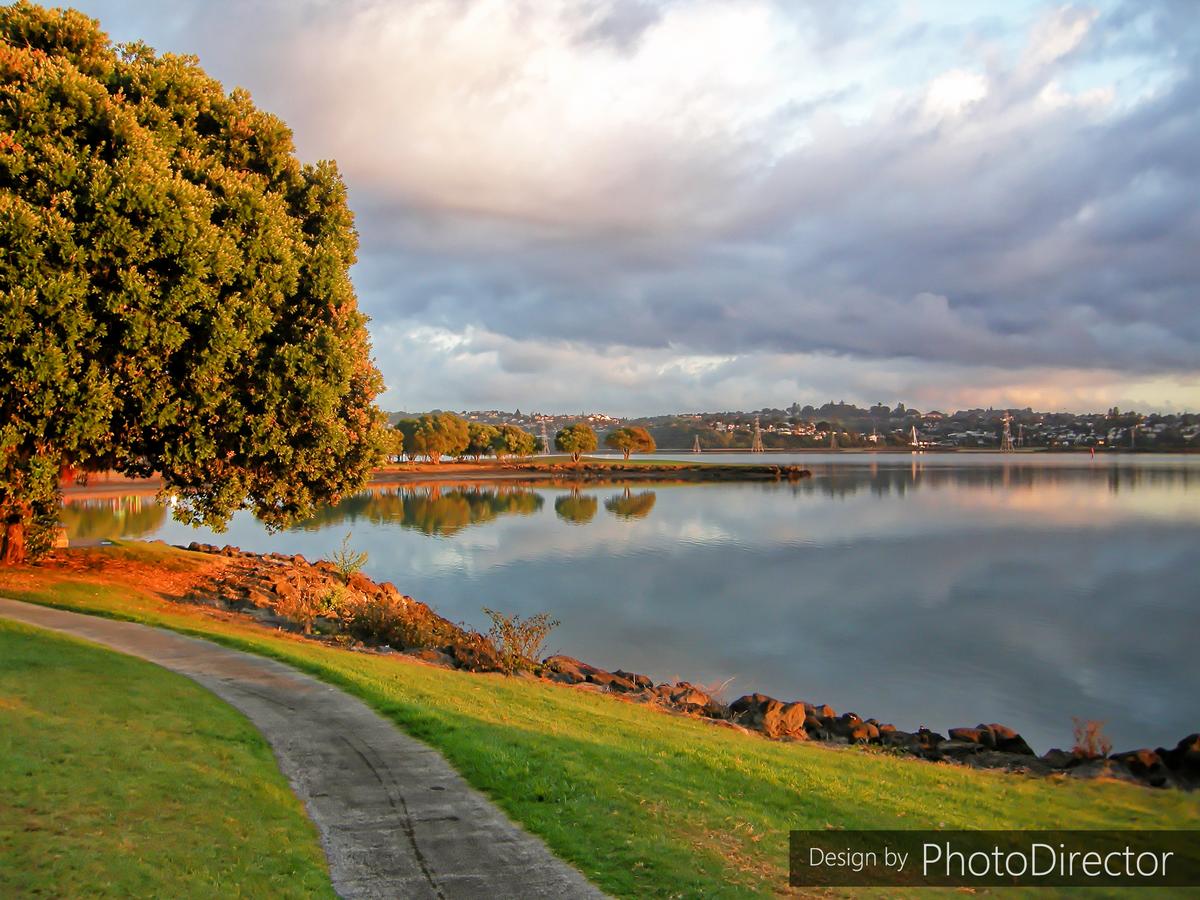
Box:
[490,423,537,459]
[554,423,597,463]
[395,413,469,464]
[603,426,656,460]
[464,421,499,461]
[0,3,385,562]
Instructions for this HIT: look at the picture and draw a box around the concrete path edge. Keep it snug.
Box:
[0,597,607,900]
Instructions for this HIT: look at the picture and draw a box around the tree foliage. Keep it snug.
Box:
[554,422,597,463]
[490,423,537,459]
[603,426,656,460]
[395,413,469,464]
[464,421,498,461]
[0,3,386,562]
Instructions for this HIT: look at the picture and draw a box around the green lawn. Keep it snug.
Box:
[4,542,1199,897]
[0,618,333,899]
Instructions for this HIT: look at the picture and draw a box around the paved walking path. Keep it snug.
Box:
[0,598,605,900]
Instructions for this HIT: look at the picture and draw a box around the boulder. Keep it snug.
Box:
[404,647,456,668]
[762,702,810,739]
[730,694,806,737]
[1040,748,1075,770]
[445,640,502,672]
[986,723,1036,756]
[1110,749,1173,788]
[948,726,994,748]
[1158,733,1200,774]
[879,730,920,752]
[542,655,589,683]
[613,669,653,690]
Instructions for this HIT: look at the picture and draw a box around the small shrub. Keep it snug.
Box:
[275,585,344,635]
[330,531,369,580]
[337,591,465,649]
[483,607,559,675]
[1071,717,1112,758]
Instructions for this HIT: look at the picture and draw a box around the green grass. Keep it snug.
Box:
[4,542,1199,897]
[0,617,333,899]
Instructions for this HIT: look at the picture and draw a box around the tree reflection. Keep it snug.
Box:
[297,486,544,536]
[604,489,656,520]
[60,497,166,541]
[554,491,598,525]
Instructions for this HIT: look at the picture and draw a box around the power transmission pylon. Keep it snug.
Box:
[1000,412,1015,452]
[750,416,764,452]
[540,421,550,455]
[692,434,702,453]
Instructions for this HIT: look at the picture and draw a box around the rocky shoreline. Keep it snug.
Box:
[181,542,1197,792]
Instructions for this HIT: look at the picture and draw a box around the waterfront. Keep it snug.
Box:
[64,454,1199,752]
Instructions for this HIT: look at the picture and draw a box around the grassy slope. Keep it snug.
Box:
[3,543,1198,898]
[0,618,333,899]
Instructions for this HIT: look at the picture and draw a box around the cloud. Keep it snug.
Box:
[70,0,1200,411]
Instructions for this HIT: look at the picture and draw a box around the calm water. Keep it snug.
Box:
[64,453,1199,752]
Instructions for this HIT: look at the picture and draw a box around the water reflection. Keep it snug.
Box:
[555,491,599,525]
[298,485,544,536]
[61,496,166,542]
[604,489,657,520]
[58,459,1200,750]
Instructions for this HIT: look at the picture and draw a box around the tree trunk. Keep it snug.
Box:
[623,449,631,460]
[2,519,26,566]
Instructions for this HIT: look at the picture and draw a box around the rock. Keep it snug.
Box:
[1067,759,1142,785]
[964,751,1053,776]
[763,702,810,739]
[948,726,994,748]
[847,722,879,743]
[1159,733,1200,773]
[404,647,456,668]
[445,640,502,672]
[730,693,774,716]
[613,669,653,690]
[812,703,835,719]
[542,655,588,683]
[1110,749,1173,788]
[985,723,1036,756]
[730,694,807,738]
[348,572,376,594]
[932,740,987,760]
[590,670,637,692]
[1040,748,1075,770]
[880,730,920,752]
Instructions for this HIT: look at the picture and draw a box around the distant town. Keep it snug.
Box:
[389,403,1200,452]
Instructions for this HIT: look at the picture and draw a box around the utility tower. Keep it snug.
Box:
[1000,412,1015,452]
[692,434,702,453]
[540,420,551,455]
[750,416,765,452]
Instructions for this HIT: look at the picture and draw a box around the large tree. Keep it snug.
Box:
[489,423,536,460]
[554,422,597,463]
[463,421,498,461]
[603,426,656,460]
[396,413,469,464]
[0,3,386,563]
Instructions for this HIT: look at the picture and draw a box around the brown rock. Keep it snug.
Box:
[613,669,653,690]
[404,647,456,667]
[445,639,502,672]
[1110,749,1173,787]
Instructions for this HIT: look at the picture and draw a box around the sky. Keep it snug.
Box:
[65,0,1200,415]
